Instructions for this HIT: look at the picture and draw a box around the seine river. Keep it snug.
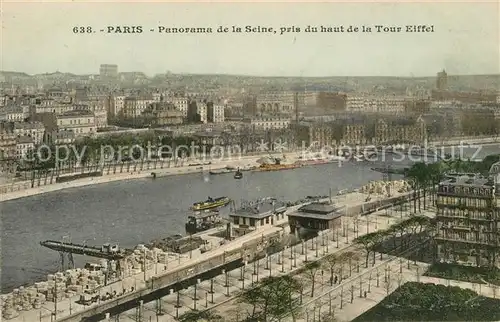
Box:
[1,144,498,291]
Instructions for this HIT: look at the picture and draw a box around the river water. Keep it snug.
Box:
[1,144,498,292]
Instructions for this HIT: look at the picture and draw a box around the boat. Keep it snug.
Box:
[209,168,233,175]
[294,158,330,166]
[370,167,408,175]
[185,210,223,234]
[191,196,231,211]
[258,158,302,172]
[210,165,257,175]
[234,169,243,179]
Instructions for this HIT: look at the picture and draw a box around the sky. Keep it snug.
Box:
[1,0,499,77]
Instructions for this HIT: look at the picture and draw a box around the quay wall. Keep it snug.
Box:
[54,194,406,322]
[0,152,297,202]
[0,135,496,201]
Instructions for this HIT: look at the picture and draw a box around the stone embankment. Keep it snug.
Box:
[0,152,299,202]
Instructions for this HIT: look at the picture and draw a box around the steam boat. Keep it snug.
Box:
[258,158,301,172]
[191,196,231,211]
[234,168,243,179]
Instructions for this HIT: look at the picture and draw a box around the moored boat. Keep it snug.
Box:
[185,210,223,234]
[234,168,243,179]
[258,158,301,172]
[294,159,330,166]
[209,168,233,175]
[191,196,231,211]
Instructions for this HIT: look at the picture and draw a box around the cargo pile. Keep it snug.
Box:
[360,180,411,195]
[122,244,181,275]
[1,267,108,320]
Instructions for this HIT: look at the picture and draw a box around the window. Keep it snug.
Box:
[233,217,239,225]
[250,218,255,227]
[265,217,269,224]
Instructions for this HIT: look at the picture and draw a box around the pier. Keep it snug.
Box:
[40,241,127,261]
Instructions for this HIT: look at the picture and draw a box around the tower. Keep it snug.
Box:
[436,69,448,91]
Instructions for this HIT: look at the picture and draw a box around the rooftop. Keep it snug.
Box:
[13,121,44,130]
[55,130,76,139]
[289,202,344,220]
[231,198,287,219]
[57,110,94,118]
[439,173,493,187]
[16,135,34,144]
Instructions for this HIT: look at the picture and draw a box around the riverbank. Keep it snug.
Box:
[2,187,414,322]
[0,152,300,202]
[1,135,497,202]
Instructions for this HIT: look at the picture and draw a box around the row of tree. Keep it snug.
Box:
[230,214,433,322]
[19,127,299,172]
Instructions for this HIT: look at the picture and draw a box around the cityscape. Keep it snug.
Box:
[2,64,500,322]
[2,2,500,322]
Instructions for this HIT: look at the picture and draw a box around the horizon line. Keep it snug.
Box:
[2,70,500,79]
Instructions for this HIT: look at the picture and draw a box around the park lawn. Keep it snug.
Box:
[353,282,500,321]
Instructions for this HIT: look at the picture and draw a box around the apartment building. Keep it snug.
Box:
[15,136,35,160]
[0,105,25,122]
[108,94,126,118]
[207,104,225,123]
[141,101,184,126]
[13,121,45,145]
[345,95,406,114]
[256,92,296,116]
[173,97,189,117]
[374,116,426,145]
[123,95,155,118]
[53,130,76,145]
[435,171,500,267]
[0,121,17,160]
[57,110,97,136]
[187,101,208,123]
[78,97,108,128]
[242,117,291,131]
[30,101,75,115]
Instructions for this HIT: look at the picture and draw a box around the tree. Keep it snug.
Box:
[239,287,261,318]
[338,251,358,281]
[239,275,301,321]
[427,162,446,204]
[303,261,322,297]
[323,253,339,286]
[406,162,429,212]
[354,232,385,267]
[178,309,223,322]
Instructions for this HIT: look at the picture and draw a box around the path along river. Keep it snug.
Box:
[1,144,498,292]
